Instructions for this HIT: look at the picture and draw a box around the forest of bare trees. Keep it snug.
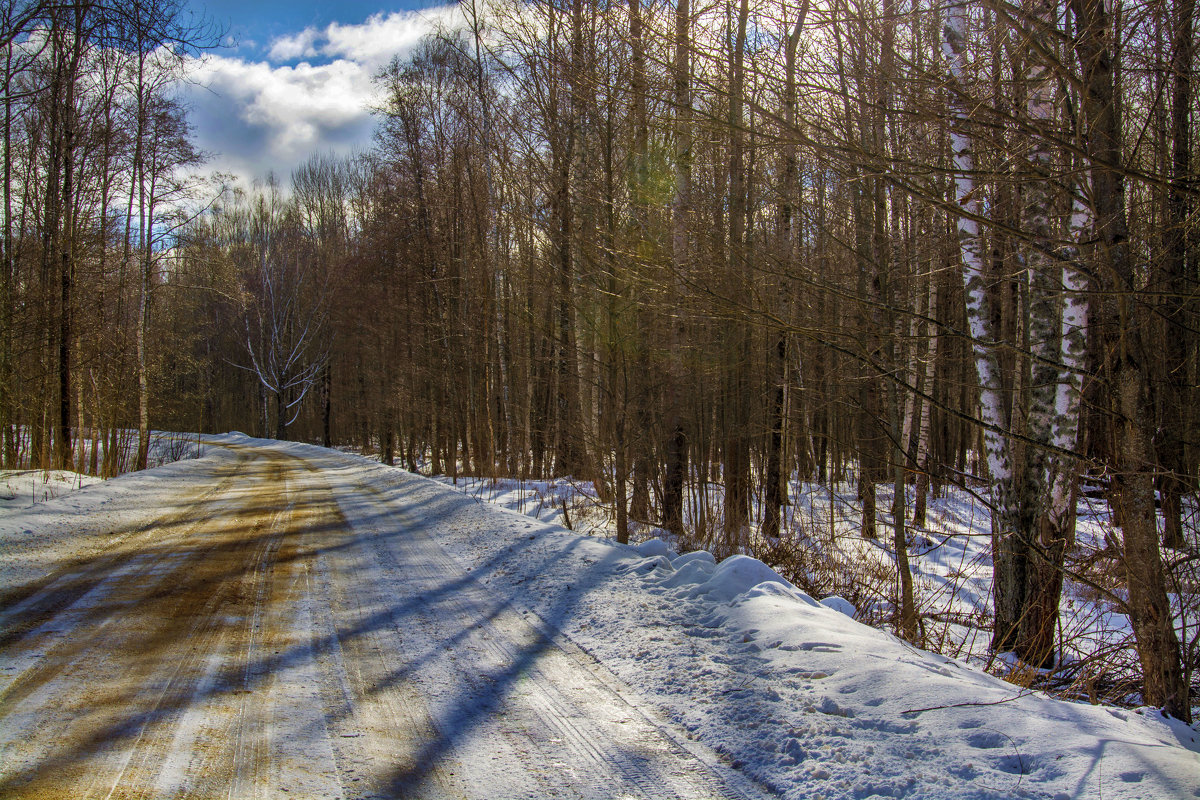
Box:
[1,0,1196,720]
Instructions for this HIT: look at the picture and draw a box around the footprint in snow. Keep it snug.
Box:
[965,730,1007,749]
[785,667,830,680]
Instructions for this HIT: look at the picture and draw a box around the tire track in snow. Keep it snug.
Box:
[0,453,293,798]
[330,466,770,800]
[0,442,775,800]
[81,462,296,800]
[289,458,473,799]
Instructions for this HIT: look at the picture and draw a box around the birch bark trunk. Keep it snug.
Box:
[943,0,1087,665]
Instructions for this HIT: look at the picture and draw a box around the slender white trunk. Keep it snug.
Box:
[1047,192,1091,522]
[941,2,1009,486]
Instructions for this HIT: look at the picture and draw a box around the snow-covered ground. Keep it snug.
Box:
[5,436,1194,799]
[427,471,1199,711]
[0,430,202,512]
[415,464,1200,799]
[0,469,103,510]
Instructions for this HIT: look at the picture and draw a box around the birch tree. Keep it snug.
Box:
[943,0,1089,667]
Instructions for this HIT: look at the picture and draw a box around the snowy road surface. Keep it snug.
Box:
[0,440,768,799]
[3,437,1198,800]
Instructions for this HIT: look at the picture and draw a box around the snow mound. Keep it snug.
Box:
[620,554,673,577]
[820,595,857,618]
[633,538,675,558]
[737,578,824,608]
[659,558,715,588]
[671,550,716,569]
[687,554,793,603]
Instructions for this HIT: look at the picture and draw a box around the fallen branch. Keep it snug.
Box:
[902,690,1033,715]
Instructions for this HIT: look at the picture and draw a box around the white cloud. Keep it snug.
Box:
[321,7,462,70]
[184,54,375,184]
[182,7,464,187]
[266,29,320,62]
[262,6,463,70]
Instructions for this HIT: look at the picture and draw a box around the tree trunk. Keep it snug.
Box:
[135,244,151,470]
[381,409,395,466]
[764,2,808,544]
[662,0,692,538]
[912,245,941,528]
[1157,0,1195,550]
[55,95,74,471]
[322,363,332,447]
[721,0,752,555]
[275,391,289,441]
[943,0,1028,654]
[762,333,787,542]
[1,43,13,468]
[1073,0,1190,720]
[615,417,629,544]
[890,388,919,643]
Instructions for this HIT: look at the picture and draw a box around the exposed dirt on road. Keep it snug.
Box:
[0,444,767,800]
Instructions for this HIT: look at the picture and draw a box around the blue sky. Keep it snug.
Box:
[196,1,437,56]
[182,1,458,187]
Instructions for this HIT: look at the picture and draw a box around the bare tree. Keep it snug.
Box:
[235,183,331,441]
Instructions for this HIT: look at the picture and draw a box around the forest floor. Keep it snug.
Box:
[1,435,1197,799]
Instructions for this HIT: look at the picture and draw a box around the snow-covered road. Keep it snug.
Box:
[0,439,767,799]
[3,436,1198,800]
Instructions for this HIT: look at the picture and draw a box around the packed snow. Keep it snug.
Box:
[2,434,1197,799]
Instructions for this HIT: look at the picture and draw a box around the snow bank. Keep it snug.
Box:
[673,550,716,568]
[0,470,103,510]
[683,554,796,603]
[819,596,857,618]
[634,537,675,558]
